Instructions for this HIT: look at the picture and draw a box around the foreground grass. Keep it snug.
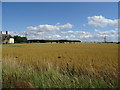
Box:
[3,58,118,88]
[2,43,119,88]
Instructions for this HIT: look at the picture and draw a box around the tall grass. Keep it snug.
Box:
[2,43,119,88]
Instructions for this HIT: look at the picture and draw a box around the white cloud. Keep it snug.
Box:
[64,35,76,40]
[61,29,118,42]
[82,24,86,27]
[88,15,118,27]
[61,30,90,35]
[8,31,25,37]
[26,23,73,32]
[9,29,118,42]
[93,29,118,42]
[94,29,118,35]
[52,35,61,38]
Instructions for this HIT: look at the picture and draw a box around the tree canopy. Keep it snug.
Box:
[14,36,27,43]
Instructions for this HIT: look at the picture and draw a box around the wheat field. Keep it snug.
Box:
[2,43,119,88]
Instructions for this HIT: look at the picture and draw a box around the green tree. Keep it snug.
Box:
[14,35,27,43]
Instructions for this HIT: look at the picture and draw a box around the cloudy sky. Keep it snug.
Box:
[2,2,118,42]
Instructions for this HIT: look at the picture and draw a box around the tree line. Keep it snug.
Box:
[13,35,81,43]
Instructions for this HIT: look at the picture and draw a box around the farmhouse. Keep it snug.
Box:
[0,31,14,44]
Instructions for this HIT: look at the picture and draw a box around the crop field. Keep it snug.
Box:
[2,43,119,88]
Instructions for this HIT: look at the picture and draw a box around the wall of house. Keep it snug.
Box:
[8,38,14,44]
[3,40,9,44]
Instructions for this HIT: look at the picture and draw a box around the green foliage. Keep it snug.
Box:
[14,36,27,43]
[3,63,118,88]
[28,39,81,43]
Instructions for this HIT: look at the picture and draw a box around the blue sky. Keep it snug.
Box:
[2,2,118,42]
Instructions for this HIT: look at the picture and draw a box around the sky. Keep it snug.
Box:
[2,0,120,2]
[2,2,118,42]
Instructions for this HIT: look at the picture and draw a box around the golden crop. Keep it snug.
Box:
[3,43,118,74]
[2,43,119,88]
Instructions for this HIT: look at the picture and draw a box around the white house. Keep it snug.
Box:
[0,31,14,44]
[8,38,14,44]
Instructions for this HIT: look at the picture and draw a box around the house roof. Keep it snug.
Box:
[1,34,12,41]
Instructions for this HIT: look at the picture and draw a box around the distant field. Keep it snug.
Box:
[2,43,119,88]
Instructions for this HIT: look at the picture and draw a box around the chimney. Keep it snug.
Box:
[6,31,8,35]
